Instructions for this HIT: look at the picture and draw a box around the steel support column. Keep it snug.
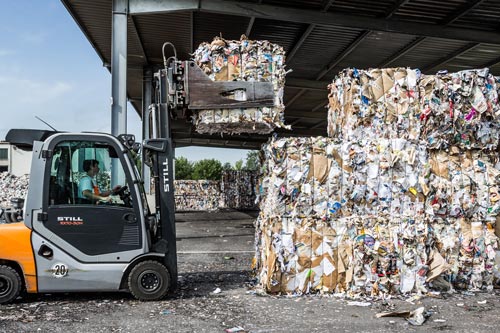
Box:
[111,0,128,136]
[111,0,128,185]
[142,67,153,194]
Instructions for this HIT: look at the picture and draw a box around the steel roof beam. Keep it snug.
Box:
[378,36,426,68]
[244,0,262,37]
[312,100,328,112]
[384,0,411,19]
[128,0,500,45]
[130,16,149,64]
[443,0,486,25]
[286,78,329,91]
[286,25,315,63]
[129,0,199,14]
[484,56,500,68]
[423,43,480,73]
[311,119,326,129]
[377,0,486,69]
[286,0,334,63]
[245,17,256,37]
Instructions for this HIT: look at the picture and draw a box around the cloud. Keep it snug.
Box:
[0,76,72,104]
[0,77,75,138]
[0,49,15,57]
[20,31,46,44]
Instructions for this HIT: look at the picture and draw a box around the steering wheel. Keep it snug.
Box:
[113,185,128,197]
[114,186,132,207]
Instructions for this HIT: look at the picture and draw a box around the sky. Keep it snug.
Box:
[0,1,249,165]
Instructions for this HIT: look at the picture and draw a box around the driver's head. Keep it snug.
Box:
[83,159,100,174]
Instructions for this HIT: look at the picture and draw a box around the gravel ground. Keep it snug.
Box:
[1,211,500,332]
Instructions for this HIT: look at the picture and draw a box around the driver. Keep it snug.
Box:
[78,159,121,204]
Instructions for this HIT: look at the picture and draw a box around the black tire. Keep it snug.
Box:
[0,265,22,304]
[127,261,170,301]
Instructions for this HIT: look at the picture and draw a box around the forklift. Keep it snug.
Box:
[0,45,275,304]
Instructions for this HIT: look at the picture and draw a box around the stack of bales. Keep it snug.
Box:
[0,172,30,207]
[192,36,289,135]
[221,170,258,209]
[254,68,500,296]
[174,180,222,211]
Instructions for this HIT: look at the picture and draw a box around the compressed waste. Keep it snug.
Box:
[328,68,500,150]
[221,170,258,210]
[174,180,222,211]
[192,35,290,135]
[254,67,500,296]
[0,172,29,207]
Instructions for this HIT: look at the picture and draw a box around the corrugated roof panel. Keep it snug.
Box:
[135,12,192,62]
[345,31,416,66]
[449,44,500,75]
[250,19,306,52]
[262,0,325,10]
[450,0,500,31]
[320,31,418,81]
[391,38,472,72]
[490,62,500,75]
[287,25,364,79]
[69,0,112,63]
[392,0,469,24]
[194,12,250,48]
[288,90,327,111]
[283,87,302,104]
[328,0,396,17]
[127,19,148,67]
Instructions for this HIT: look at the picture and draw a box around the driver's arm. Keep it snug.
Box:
[100,185,122,197]
[82,189,111,203]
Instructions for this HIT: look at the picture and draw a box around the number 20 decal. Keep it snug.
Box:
[52,263,68,278]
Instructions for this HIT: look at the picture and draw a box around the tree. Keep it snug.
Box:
[234,159,244,171]
[192,159,223,180]
[175,156,193,180]
[223,162,233,171]
[244,150,260,171]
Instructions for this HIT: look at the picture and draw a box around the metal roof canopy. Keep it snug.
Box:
[61,0,500,150]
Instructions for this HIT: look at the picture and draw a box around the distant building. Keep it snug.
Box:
[0,142,32,176]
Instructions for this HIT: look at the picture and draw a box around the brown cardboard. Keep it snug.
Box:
[371,76,384,101]
[426,249,448,282]
[430,152,449,178]
[382,69,395,94]
[227,55,240,79]
[307,154,331,183]
[215,65,228,81]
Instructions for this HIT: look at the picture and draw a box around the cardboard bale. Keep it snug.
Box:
[254,136,499,295]
[174,180,221,211]
[221,170,258,209]
[192,36,289,135]
[328,68,500,150]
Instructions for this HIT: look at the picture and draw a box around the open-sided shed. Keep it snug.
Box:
[61,0,500,149]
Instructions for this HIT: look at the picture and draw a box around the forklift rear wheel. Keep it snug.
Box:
[0,265,22,304]
[128,261,170,301]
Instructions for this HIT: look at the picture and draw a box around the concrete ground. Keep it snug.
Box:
[1,210,500,332]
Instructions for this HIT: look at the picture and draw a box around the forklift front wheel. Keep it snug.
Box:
[0,265,22,304]
[128,261,170,301]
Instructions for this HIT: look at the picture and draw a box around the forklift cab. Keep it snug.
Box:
[0,130,175,304]
[40,134,144,256]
